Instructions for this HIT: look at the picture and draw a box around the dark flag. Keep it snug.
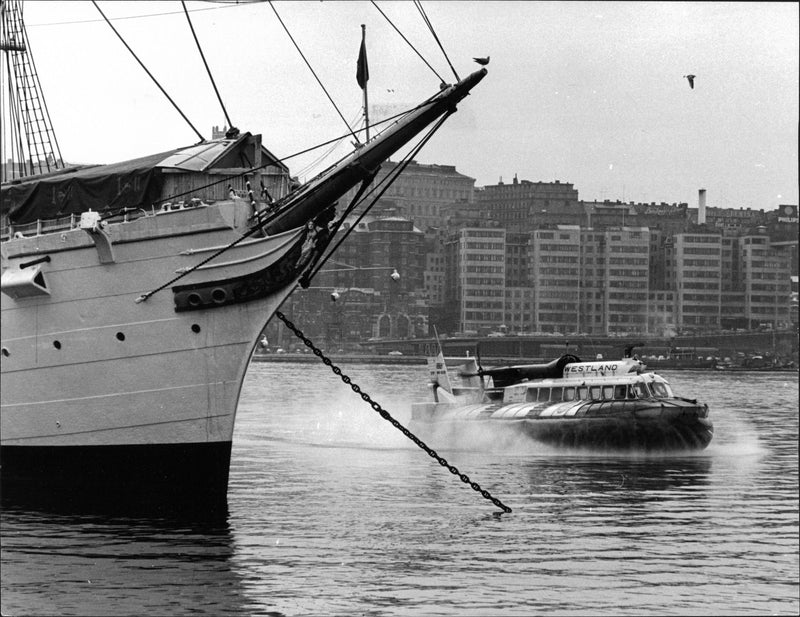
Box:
[356,24,369,90]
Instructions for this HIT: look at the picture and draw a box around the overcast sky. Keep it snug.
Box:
[18,1,799,210]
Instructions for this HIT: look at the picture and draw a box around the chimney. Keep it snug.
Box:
[698,189,706,224]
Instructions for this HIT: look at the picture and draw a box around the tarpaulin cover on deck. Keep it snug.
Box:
[1,149,176,225]
[1,135,285,225]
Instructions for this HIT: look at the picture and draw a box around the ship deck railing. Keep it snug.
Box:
[0,199,221,242]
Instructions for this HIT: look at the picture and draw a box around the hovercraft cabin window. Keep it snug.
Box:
[525,385,643,403]
[633,383,649,398]
[650,382,671,397]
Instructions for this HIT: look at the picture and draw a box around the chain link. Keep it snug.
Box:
[275,311,512,514]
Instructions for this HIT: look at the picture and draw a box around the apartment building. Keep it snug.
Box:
[647,290,678,337]
[504,232,533,333]
[670,232,723,333]
[443,227,506,334]
[274,214,428,343]
[740,230,793,329]
[529,225,581,334]
[575,226,650,335]
[477,177,583,231]
[339,160,476,231]
[504,286,534,334]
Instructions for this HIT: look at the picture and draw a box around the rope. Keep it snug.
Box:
[3,47,28,177]
[91,1,205,143]
[301,111,450,286]
[28,3,241,28]
[292,107,363,180]
[133,205,289,303]
[99,100,436,222]
[275,311,512,514]
[268,0,360,144]
[370,1,445,84]
[181,0,234,130]
[136,97,438,300]
[414,0,460,82]
[299,174,375,289]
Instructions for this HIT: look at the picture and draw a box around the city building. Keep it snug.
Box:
[266,213,428,345]
[267,154,797,340]
[589,226,650,335]
[669,231,723,333]
[443,227,506,335]
[739,229,793,330]
[476,176,582,231]
[529,225,581,334]
[340,160,476,231]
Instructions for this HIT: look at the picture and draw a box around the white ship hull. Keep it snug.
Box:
[1,202,304,502]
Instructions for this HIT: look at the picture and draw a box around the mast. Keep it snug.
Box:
[1,0,63,182]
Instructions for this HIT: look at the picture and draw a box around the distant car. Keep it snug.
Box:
[388,350,403,356]
[276,348,285,354]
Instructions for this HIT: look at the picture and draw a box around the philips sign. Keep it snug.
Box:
[777,205,798,224]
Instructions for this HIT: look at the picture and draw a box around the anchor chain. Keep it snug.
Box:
[275,310,512,514]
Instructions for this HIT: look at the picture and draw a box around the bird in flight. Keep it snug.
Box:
[683,74,696,89]
[473,56,490,66]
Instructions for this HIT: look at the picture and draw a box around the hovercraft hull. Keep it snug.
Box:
[411,399,713,452]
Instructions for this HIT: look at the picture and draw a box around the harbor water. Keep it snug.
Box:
[2,361,798,615]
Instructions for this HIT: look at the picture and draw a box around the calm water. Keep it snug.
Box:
[2,361,798,616]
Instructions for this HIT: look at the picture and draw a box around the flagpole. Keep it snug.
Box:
[361,24,370,143]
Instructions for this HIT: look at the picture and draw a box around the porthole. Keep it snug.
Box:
[53,340,62,350]
[116,332,125,341]
[188,293,202,307]
[211,288,227,304]
[191,324,201,333]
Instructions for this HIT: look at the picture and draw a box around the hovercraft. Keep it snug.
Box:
[410,345,713,452]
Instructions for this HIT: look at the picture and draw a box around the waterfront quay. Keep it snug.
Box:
[255,328,798,368]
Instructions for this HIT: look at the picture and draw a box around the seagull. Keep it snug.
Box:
[683,74,696,89]
[390,268,400,282]
[473,56,490,66]
[330,291,340,302]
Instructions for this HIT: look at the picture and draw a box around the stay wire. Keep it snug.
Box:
[19,7,64,174]
[4,49,27,177]
[130,106,446,300]
[370,1,445,84]
[91,1,205,143]
[414,0,459,82]
[181,0,234,130]
[100,99,437,221]
[292,106,363,180]
[28,3,241,28]
[300,111,450,286]
[268,0,359,144]
[134,192,293,303]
